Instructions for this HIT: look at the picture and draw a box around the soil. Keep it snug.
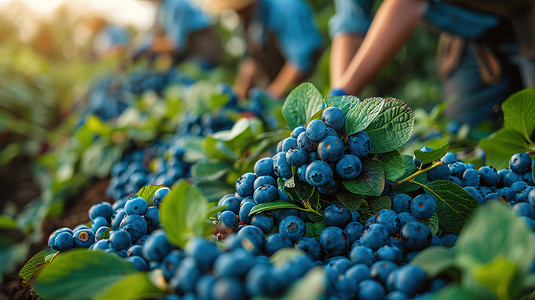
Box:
[0,179,112,300]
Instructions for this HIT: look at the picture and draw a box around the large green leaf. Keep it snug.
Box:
[479,128,532,170]
[502,89,535,143]
[282,83,324,130]
[343,161,385,196]
[283,176,315,205]
[432,284,480,300]
[18,248,58,284]
[194,181,235,203]
[96,272,166,300]
[455,202,535,279]
[394,155,427,193]
[423,180,479,234]
[335,192,363,211]
[413,143,449,165]
[249,200,302,216]
[365,98,415,153]
[411,247,456,278]
[191,161,233,181]
[33,250,137,300]
[369,196,392,215]
[371,150,405,180]
[345,98,385,135]
[160,180,211,247]
[135,185,165,206]
[324,95,361,116]
[0,215,17,229]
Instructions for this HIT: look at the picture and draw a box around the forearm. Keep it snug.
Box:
[267,62,305,99]
[336,0,427,95]
[330,34,364,87]
[234,58,259,100]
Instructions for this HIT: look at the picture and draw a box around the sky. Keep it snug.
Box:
[0,0,157,29]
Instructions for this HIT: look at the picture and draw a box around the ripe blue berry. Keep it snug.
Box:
[124,196,148,215]
[218,211,237,228]
[376,209,400,235]
[306,120,327,141]
[73,229,95,248]
[279,216,306,242]
[347,131,371,158]
[120,215,148,242]
[264,233,293,256]
[401,221,432,251]
[305,160,333,187]
[236,173,257,197]
[250,213,274,233]
[410,194,436,218]
[254,158,275,177]
[286,147,307,166]
[142,230,173,262]
[294,237,322,260]
[281,137,298,152]
[153,187,170,208]
[323,204,352,228]
[274,153,293,179]
[54,231,74,251]
[509,152,532,174]
[320,227,350,257]
[318,136,344,163]
[335,154,362,179]
[253,184,278,204]
[88,202,113,222]
[291,126,306,139]
[360,223,389,250]
[110,229,132,251]
[239,201,256,224]
[297,131,318,152]
[321,107,345,131]
[462,169,480,187]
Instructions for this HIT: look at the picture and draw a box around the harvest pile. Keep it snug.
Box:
[19,85,535,300]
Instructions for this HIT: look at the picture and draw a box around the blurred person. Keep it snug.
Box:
[135,0,223,67]
[330,0,535,127]
[208,0,324,100]
[85,16,130,58]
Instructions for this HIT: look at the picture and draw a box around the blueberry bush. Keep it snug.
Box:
[17,84,535,299]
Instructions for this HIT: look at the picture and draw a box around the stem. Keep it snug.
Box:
[298,201,323,217]
[396,161,443,186]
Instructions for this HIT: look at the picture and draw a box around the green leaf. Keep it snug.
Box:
[324,95,361,115]
[135,184,165,205]
[306,212,322,223]
[372,150,405,180]
[249,200,302,216]
[343,161,385,196]
[98,227,112,240]
[479,128,532,170]
[191,161,233,181]
[432,284,481,300]
[420,213,439,236]
[279,268,327,300]
[282,83,324,129]
[284,176,315,204]
[365,98,415,153]
[308,107,328,122]
[414,143,449,165]
[422,180,479,234]
[345,98,385,135]
[18,249,58,284]
[202,136,237,161]
[96,272,166,300]
[270,248,307,266]
[0,215,17,229]
[194,181,235,203]
[471,256,520,300]
[502,89,535,144]
[394,173,427,193]
[80,142,124,178]
[308,189,320,211]
[411,247,456,278]
[160,180,210,247]
[33,250,137,300]
[369,196,392,215]
[455,202,535,279]
[335,192,363,211]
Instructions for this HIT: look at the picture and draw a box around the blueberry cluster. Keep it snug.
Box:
[48,187,170,272]
[124,70,170,96]
[107,140,192,200]
[85,75,129,121]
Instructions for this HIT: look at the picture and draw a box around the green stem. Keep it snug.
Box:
[396,161,444,186]
[297,202,323,217]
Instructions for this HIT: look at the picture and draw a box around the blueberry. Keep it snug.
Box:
[478,166,500,186]
[92,239,110,251]
[161,250,183,280]
[390,264,427,296]
[236,173,257,197]
[253,184,278,204]
[350,210,361,222]
[142,230,173,262]
[345,263,372,285]
[358,279,386,300]
[88,202,114,222]
[376,245,403,264]
[320,227,350,257]
[371,260,399,285]
[245,264,280,297]
[305,160,333,187]
[111,208,126,228]
[464,186,484,204]
[335,154,362,179]
[392,194,411,213]
[54,231,74,252]
[376,209,400,236]
[326,127,339,137]
[318,136,345,163]
[503,171,524,187]
[127,244,143,257]
[345,222,364,244]
[286,147,307,166]
[297,131,319,152]
[124,196,148,215]
[73,229,95,248]
[394,212,417,229]
[170,257,202,293]
[347,131,371,158]
[440,234,458,247]
[306,120,327,141]
[296,163,309,182]
[449,175,463,187]
[120,214,147,242]
[401,221,431,251]
[321,107,345,131]
[218,211,237,228]
[239,201,256,224]
[281,137,298,152]
[279,216,305,242]
[250,213,274,233]
[237,225,265,254]
[91,216,108,232]
[253,176,277,190]
[361,224,389,250]
[153,187,170,208]
[325,257,353,283]
[349,246,375,266]
[196,274,216,300]
[511,181,528,193]
[410,194,436,218]
[427,164,450,181]
[307,151,319,163]
[462,169,480,187]
[109,229,132,251]
[219,196,241,214]
[126,256,148,272]
[499,187,515,201]
[294,237,322,260]
[323,205,352,228]
[441,152,457,164]
[509,152,532,174]
[264,233,293,256]
[513,203,535,219]
[214,249,255,278]
[254,158,275,177]
[291,126,306,139]
[274,152,293,179]
[449,162,467,178]
[212,277,246,300]
[186,237,220,271]
[318,179,338,195]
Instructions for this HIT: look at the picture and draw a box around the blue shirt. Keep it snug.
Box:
[155,0,212,50]
[94,25,129,55]
[248,0,323,72]
[329,0,499,39]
